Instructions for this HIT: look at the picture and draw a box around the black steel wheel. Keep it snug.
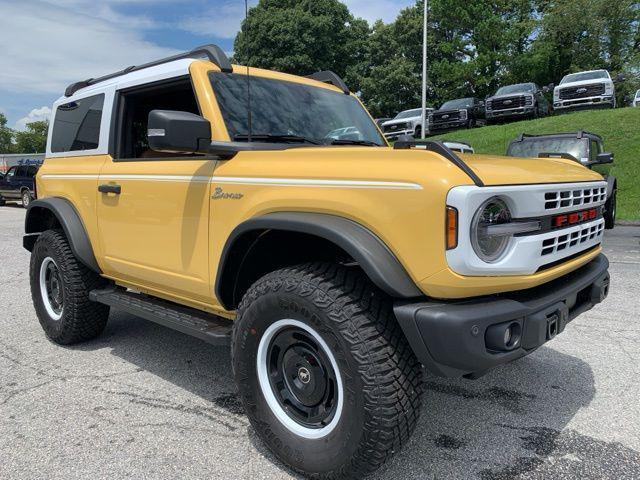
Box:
[30,230,110,344]
[232,263,422,479]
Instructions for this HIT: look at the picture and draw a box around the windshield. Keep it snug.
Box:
[561,71,608,84]
[440,98,474,110]
[507,137,589,162]
[495,84,534,95]
[209,72,385,145]
[395,109,423,119]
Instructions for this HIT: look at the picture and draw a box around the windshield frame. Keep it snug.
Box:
[507,137,590,163]
[394,109,423,119]
[208,71,386,147]
[440,98,475,110]
[495,83,535,96]
[560,70,609,85]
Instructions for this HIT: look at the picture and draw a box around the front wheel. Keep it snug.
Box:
[30,230,110,344]
[232,263,423,478]
[413,125,422,139]
[604,188,617,229]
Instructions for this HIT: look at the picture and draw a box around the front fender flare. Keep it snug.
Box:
[215,212,423,309]
[24,198,101,273]
[604,175,616,200]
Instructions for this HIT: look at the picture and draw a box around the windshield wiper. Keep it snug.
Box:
[329,139,382,146]
[234,134,321,145]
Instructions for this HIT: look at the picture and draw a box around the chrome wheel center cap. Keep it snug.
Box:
[298,367,311,384]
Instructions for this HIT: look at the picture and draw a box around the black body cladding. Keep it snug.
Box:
[24,198,101,273]
[215,212,423,309]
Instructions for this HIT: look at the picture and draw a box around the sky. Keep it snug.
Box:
[0,0,414,130]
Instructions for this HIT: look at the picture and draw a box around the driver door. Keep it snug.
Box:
[97,78,216,304]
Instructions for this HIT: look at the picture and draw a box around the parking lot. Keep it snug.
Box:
[1,204,639,480]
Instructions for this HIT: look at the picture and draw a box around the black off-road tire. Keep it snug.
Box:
[604,188,617,229]
[30,229,110,344]
[232,263,423,479]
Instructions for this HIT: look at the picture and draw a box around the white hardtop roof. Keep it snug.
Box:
[55,58,195,105]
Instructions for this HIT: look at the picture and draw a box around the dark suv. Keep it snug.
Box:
[0,164,38,208]
[506,131,617,228]
[486,83,550,123]
[428,97,485,132]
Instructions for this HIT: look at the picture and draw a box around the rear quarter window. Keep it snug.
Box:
[51,94,105,153]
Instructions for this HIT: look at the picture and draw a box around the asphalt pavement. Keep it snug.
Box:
[1,204,639,479]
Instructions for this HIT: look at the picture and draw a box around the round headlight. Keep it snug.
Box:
[471,197,512,263]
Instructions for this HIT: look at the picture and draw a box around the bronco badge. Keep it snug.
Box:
[212,187,243,200]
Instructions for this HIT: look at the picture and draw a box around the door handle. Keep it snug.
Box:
[98,184,121,195]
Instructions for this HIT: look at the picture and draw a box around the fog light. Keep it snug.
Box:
[485,321,522,352]
[504,327,512,345]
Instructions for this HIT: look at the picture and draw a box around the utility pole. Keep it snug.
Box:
[420,0,428,140]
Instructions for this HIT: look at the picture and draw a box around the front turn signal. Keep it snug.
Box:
[446,206,458,250]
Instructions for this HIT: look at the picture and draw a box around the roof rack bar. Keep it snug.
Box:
[306,71,350,94]
[393,139,484,187]
[64,44,233,97]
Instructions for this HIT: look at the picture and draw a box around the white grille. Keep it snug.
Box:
[541,222,604,256]
[544,186,606,210]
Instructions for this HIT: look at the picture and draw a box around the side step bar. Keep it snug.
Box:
[89,288,232,346]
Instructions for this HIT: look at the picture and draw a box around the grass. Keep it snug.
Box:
[430,107,640,220]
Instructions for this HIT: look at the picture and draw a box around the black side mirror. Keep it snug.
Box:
[596,152,614,164]
[614,73,625,83]
[147,110,211,153]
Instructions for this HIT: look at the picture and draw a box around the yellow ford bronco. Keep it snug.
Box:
[24,45,611,478]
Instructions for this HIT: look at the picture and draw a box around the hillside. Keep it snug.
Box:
[431,107,640,220]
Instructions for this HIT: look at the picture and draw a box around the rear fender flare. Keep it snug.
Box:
[24,198,101,273]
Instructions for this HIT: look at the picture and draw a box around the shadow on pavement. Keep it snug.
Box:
[74,309,639,479]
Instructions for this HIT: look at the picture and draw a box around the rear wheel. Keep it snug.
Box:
[232,263,423,479]
[21,189,32,208]
[30,230,110,344]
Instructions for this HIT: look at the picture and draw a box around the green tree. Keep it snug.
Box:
[14,121,48,153]
[233,0,369,90]
[357,0,541,115]
[0,113,15,154]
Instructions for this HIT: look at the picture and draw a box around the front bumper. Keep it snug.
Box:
[486,106,534,119]
[384,129,415,140]
[554,95,614,110]
[394,254,609,378]
[429,119,469,131]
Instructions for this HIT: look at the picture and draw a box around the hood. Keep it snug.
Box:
[556,78,612,91]
[458,153,603,186]
[382,117,420,127]
[487,92,534,101]
[227,147,602,189]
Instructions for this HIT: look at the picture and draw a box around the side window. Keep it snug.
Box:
[16,166,28,177]
[26,166,38,178]
[51,94,104,153]
[6,167,17,179]
[116,78,200,159]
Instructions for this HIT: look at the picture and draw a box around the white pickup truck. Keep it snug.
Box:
[553,70,616,111]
